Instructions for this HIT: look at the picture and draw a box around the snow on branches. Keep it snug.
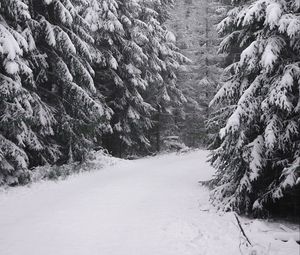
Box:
[0,0,184,184]
[209,0,300,215]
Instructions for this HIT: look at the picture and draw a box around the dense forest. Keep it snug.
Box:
[0,0,189,184]
[0,0,299,218]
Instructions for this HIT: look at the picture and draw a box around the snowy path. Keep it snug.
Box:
[0,150,298,255]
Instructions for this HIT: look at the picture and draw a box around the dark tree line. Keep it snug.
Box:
[0,0,187,185]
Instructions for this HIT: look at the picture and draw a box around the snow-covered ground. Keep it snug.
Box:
[0,150,298,255]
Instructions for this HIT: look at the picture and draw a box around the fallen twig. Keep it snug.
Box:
[234,213,252,246]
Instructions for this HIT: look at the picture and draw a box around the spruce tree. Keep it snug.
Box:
[210,0,300,215]
[140,0,188,152]
[0,0,58,184]
[31,0,112,162]
[0,0,112,184]
[205,0,231,148]
[84,0,151,156]
[0,0,186,184]
[201,0,228,146]
[84,0,186,156]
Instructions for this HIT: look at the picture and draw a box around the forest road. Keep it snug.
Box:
[0,150,298,255]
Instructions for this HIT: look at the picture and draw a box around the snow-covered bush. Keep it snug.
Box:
[209,0,300,216]
[30,149,118,183]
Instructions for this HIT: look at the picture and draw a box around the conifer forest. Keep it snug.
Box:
[0,0,299,254]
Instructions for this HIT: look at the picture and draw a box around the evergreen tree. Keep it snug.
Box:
[30,0,112,162]
[84,0,152,156]
[201,0,228,146]
[84,0,186,156]
[140,0,188,152]
[205,0,231,149]
[209,0,300,215]
[0,0,112,184]
[0,0,185,185]
[0,0,58,184]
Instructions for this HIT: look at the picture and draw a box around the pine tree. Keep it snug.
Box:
[84,0,186,156]
[192,0,226,146]
[0,0,58,184]
[205,0,231,148]
[84,0,151,156]
[209,0,300,215]
[140,0,188,152]
[0,0,185,184]
[0,0,112,185]
[29,0,112,162]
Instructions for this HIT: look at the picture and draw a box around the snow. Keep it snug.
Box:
[264,116,277,150]
[4,60,19,74]
[166,31,176,43]
[56,1,73,26]
[220,110,240,138]
[248,135,264,181]
[127,106,140,119]
[0,150,299,255]
[125,63,141,75]
[43,0,53,4]
[261,37,285,72]
[0,24,23,74]
[279,14,300,38]
[266,3,282,29]
[109,56,118,69]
